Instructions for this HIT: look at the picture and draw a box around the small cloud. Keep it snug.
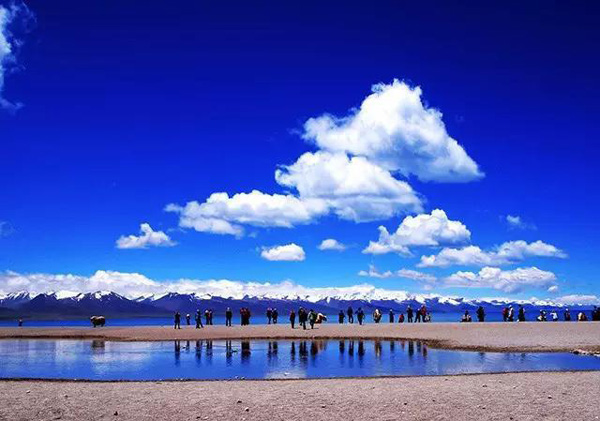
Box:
[318,238,346,251]
[0,2,34,111]
[505,215,536,230]
[0,221,15,238]
[358,265,437,284]
[260,243,305,261]
[547,285,559,293]
[116,223,176,249]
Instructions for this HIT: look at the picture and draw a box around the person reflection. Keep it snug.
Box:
[389,341,395,352]
[416,341,422,358]
[339,340,345,354]
[422,344,428,360]
[185,340,191,352]
[174,340,181,365]
[310,341,319,358]
[225,340,233,366]
[374,340,382,359]
[408,341,415,358]
[348,340,355,357]
[195,340,202,362]
[241,340,251,365]
[268,341,278,363]
[299,341,308,362]
[205,340,213,365]
[358,341,365,359]
[290,341,296,364]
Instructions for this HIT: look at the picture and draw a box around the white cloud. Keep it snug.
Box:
[444,266,557,293]
[358,265,437,284]
[166,191,329,237]
[0,3,31,110]
[554,295,600,306]
[116,223,176,249]
[506,215,535,230]
[276,151,422,222]
[419,240,566,267]
[363,209,471,255]
[302,79,483,182]
[318,238,346,251]
[547,285,559,293]
[260,243,306,261]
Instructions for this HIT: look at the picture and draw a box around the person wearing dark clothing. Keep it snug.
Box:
[356,307,365,325]
[502,307,509,322]
[174,312,181,329]
[347,307,354,324]
[186,314,191,325]
[398,313,405,323]
[297,307,307,330]
[18,319,23,327]
[407,306,414,323]
[518,305,526,322]
[289,310,296,329]
[225,307,233,327]
[308,309,317,329]
[195,310,203,329]
[204,310,210,326]
[389,309,394,323]
[564,309,571,321]
[266,308,273,324]
[414,307,422,323]
[476,306,485,322]
[338,310,345,324]
[208,310,214,325]
[272,308,279,324]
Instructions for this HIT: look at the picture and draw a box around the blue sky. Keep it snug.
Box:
[0,0,599,302]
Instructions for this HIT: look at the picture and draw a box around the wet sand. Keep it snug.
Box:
[1,322,599,352]
[1,371,599,421]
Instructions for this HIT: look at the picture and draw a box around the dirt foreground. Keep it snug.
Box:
[1,322,600,352]
[1,371,599,421]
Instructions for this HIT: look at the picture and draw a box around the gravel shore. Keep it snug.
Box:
[1,371,599,421]
[1,322,599,352]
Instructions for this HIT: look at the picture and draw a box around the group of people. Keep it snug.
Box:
[266,308,279,324]
[174,304,600,329]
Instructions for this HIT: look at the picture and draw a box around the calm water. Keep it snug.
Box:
[0,339,598,380]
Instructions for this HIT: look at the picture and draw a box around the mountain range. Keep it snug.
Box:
[0,290,594,320]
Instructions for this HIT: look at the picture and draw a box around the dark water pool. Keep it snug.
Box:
[0,339,598,380]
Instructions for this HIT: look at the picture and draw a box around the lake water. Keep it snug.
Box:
[0,339,598,380]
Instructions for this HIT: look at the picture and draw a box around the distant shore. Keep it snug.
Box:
[1,322,599,352]
[2,371,599,420]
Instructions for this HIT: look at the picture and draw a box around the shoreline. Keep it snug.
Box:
[2,371,599,420]
[1,322,599,353]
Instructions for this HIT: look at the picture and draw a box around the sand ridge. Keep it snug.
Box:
[1,322,600,352]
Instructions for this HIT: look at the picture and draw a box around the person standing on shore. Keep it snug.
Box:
[508,306,515,322]
[357,307,365,325]
[338,310,345,324]
[518,305,525,322]
[407,305,414,323]
[266,308,273,324]
[272,308,279,324]
[195,309,203,329]
[389,309,394,323]
[225,307,233,327]
[298,307,307,330]
[186,314,191,325]
[502,307,509,322]
[414,306,422,323]
[308,309,317,329]
[399,313,404,323]
[174,312,181,329]
[476,306,485,322]
[347,306,354,324]
[564,308,571,321]
[289,309,296,329]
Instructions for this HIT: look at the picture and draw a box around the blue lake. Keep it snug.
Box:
[0,339,598,380]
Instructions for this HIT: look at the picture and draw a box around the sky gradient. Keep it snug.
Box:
[1,1,599,303]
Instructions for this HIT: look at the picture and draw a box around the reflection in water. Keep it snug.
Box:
[2,339,598,381]
[91,340,105,353]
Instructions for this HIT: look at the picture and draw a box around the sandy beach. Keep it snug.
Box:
[0,371,598,421]
[1,322,599,352]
